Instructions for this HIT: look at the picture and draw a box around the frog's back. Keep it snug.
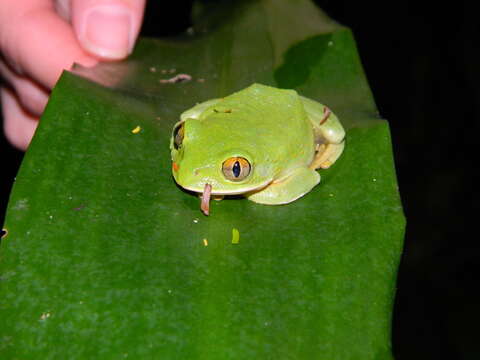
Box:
[218,84,307,132]
[198,84,315,170]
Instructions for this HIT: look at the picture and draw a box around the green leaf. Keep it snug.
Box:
[0,1,405,359]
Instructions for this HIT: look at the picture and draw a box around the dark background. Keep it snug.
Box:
[1,1,477,359]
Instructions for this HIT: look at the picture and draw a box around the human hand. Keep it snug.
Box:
[0,0,146,150]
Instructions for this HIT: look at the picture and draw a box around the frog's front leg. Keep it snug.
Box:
[246,167,320,205]
[300,96,346,170]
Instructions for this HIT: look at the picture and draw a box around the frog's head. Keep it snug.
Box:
[170,118,274,198]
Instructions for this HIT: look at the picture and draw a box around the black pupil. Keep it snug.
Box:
[232,161,241,177]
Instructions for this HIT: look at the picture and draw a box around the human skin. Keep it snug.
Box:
[0,0,146,150]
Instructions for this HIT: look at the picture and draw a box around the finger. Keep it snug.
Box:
[0,0,97,89]
[0,58,49,116]
[71,0,146,60]
[55,0,71,20]
[1,87,39,151]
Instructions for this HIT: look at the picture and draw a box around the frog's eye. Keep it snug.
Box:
[222,157,251,181]
[173,123,185,150]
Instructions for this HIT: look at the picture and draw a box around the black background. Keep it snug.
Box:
[1,1,478,359]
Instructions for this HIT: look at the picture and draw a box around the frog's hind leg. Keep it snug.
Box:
[300,96,346,170]
[247,167,320,205]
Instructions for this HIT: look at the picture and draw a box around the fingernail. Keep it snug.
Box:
[80,5,134,59]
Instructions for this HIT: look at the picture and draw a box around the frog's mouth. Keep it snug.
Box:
[185,179,272,196]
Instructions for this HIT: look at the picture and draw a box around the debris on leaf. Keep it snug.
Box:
[159,74,192,84]
[203,238,208,246]
[232,228,240,244]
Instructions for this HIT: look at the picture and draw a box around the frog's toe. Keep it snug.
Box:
[310,141,345,170]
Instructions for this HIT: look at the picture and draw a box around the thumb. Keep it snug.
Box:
[71,0,146,60]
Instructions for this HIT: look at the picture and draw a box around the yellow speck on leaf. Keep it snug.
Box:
[203,238,208,246]
[232,228,240,244]
[40,312,51,320]
[131,126,141,134]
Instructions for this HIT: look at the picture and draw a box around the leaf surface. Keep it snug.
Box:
[0,1,405,359]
